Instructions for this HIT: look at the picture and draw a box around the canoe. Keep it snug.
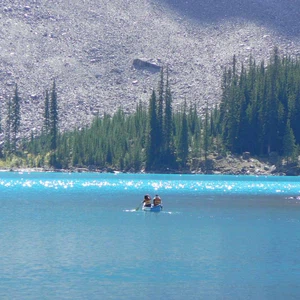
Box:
[142,204,163,212]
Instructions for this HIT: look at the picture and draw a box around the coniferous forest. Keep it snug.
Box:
[1,48,300,173]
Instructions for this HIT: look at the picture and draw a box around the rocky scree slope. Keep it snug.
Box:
[1,0,300,137]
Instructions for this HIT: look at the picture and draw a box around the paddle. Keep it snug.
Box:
[135,201,143,211]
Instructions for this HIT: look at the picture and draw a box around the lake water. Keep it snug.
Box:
[1,172,300,299]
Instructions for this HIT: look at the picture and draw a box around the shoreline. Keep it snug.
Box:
[0,154,299,176]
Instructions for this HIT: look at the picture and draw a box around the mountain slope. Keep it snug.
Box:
[1,0,300,134]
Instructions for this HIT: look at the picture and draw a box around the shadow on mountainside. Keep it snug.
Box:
[159,0,300,37]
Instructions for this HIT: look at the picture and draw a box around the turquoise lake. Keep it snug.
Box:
[1,172,300,299]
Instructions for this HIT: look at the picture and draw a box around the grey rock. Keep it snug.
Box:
[133,59,161,72]
[242,152,251,160]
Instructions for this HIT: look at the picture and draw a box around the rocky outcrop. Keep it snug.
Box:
[191,154,285,175]
[133,59,161,72]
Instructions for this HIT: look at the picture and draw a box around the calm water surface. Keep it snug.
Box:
[1,172,300,299]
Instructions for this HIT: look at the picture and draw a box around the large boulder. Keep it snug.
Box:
[133,59,161,72]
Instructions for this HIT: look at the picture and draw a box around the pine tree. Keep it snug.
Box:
[177,101,189,169]
[145,90,158,171]
[189,104,202,159]
[203,101,210,162]
[157,67,164,163]
[263,47,281,154]
[44,90,50,134]
[4,98,12,154]
[0,106,2,134]
[0,102,2,157]
[283,119,297,164]
[163,69,176,167]
[11,84,21,153]
[50,80,58,151]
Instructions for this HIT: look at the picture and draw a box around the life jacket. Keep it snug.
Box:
[144,198,151,205]
[153,197,161,206]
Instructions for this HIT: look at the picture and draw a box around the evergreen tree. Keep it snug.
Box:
[0,103,2,157]
[257,60,267,154]
[4,98,12,154]
[219,57,241,153]
[266,51,279,153]
[44,90,50,134]
[218,50,300,157]
[146,90,158,171]
[189,104,202,158]
[283,119,297,163]
[203,101,210,162]
[188,103,198,135]
[11,84,21,153]
[50,80,58,151]
[177,101,189,169]
[163,70,176,167]
[157,67,164,161]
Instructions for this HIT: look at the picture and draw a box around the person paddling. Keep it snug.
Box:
[143,194,152,207]
[153,194,162,206]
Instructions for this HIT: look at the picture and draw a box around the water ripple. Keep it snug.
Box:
[0,173,299,196]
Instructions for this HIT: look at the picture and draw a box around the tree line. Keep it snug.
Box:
[23,68,209,172]
[218,47,300,162]
[0,49,299,171]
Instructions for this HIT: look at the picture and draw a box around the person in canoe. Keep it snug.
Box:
[288,195,300,200]
[143,194,152,207]
[153,194,162,206]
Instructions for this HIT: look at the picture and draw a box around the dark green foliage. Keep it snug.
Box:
[163,75,176,167]
[283,119,297,163]
[4,98,12,154]
[218,48,300,157]
[145,90,158,170]
[145,67,177,171]
[203,101,210,161]
[60,104,149,171]
[16,70,223,171]
[3,85,21,155]
[188,103,202,158]
[44,90,50,134]
[157,68,164,158]
[50,80,58,151]
[176,101,189,169]
[6,84,21,154]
